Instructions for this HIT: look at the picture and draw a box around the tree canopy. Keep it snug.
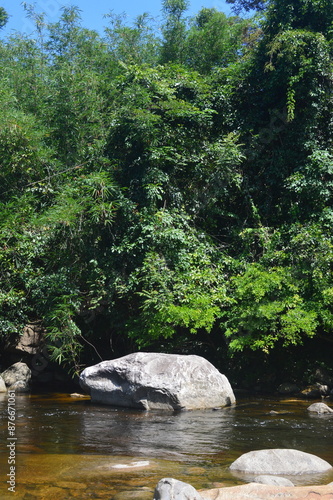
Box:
[1,1,333,387]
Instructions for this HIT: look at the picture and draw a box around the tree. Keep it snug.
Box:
[42,8,108,164]
[226,0,267,13]
[0,7,8,29]
[0,105,53,202]
[160,0,189,64]
[104,12,160,66]
[106,63,243,221]
[184,8,251,73]
[224,263,318,353]
[225,0,333,225]
[263,0,333,40]
[123,209,230,347]
[101,62,245,352]
[211,0,333,360]
[286,149,333,221]
[2,0,333,381]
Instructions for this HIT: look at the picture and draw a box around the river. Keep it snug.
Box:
[1,392,333,499]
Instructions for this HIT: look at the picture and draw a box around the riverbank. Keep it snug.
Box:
[200,482,333,499]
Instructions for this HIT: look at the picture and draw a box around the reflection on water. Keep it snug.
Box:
[0,393,333,499]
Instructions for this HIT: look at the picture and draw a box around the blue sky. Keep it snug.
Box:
[1,0,234,37]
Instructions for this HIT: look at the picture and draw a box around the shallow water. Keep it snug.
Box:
[1,392,333,499]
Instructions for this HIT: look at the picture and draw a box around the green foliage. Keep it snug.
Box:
[43,64,106,164]
[286,149,333,218]
[104,12,160,66]
[0,7,8,29]
[224,264,318,353]
[118,209,230,344]
[0,114,50,198]
[265,29,331,122]
[1,0,333,378]
[0,169,119,374]
[160,0,189,64]
[263,0,333,40]
[226,0,267,13]
[185,9,253,73]
[106,62,244,227]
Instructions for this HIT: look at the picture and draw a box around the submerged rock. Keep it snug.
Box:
[111,461,150,469]
[79,352,235,410]
[253,475,294,486]
[153,478,204,500]
[269,410,291,415]
[229,449,332,475]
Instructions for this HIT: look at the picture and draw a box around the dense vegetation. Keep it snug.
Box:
[1,0,333,388]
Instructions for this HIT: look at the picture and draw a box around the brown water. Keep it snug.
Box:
[1,392,333,499]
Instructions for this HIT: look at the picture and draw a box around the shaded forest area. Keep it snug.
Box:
[1,0,333,390]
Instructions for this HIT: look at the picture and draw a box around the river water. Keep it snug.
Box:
[1,392,333,499]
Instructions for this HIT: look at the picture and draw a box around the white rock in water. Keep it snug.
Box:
[153,478,204,500]
[230,449,332,475]
[79,352,235,410]
[307,402,333,414]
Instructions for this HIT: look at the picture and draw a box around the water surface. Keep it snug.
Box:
[1,392,333,499]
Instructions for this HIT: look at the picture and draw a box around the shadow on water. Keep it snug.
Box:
[1,393,333,499]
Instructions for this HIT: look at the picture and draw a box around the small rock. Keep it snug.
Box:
[113,489,153,500]
[307,402,333,414]
[269,410,290,415]
[153,478,204,500]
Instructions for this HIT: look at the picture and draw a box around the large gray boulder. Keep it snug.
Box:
[1,362,31,392]
[79,352,235,410]
[153,478,204,500]
[230,449,332,475]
